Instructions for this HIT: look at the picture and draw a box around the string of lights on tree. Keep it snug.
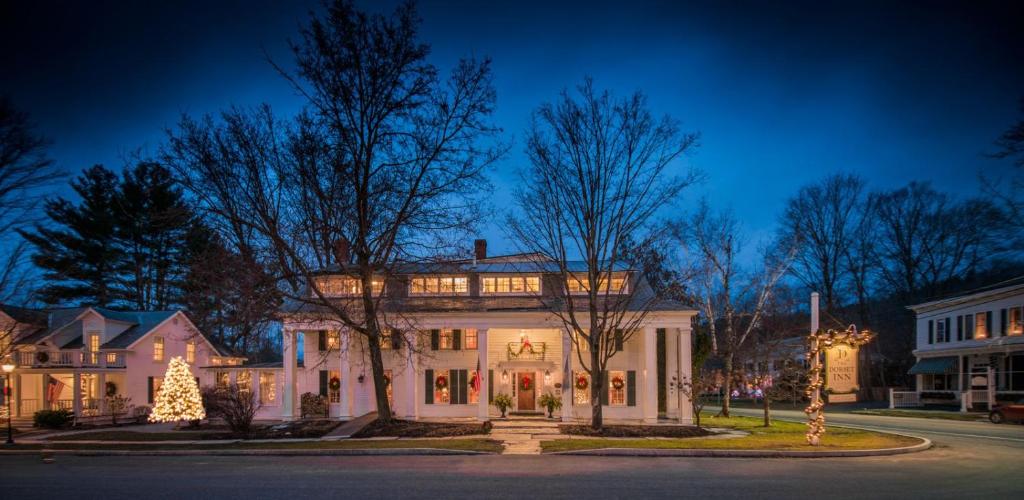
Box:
[804,325,874,445]
[150,356,206,424]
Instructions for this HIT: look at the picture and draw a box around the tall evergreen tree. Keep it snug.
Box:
[19,165,121,306]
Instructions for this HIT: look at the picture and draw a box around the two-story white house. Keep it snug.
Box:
[0,305,235,422]
[270,240,698,423]
[907,277,1024,409]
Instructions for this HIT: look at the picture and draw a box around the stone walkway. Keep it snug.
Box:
[490,417,561,455]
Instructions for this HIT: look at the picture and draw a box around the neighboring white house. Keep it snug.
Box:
[273,240,698,423]
[0,305,237,421]
[907,277,1024,409]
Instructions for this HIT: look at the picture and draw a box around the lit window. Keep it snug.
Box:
[434,372,450,404]
[409,276,468,295]
[380,330,393,350]
[439,330,454,350]
[89,333,100,364]
[326,331,341,350]
[468,370,481,404]
[481,276,541,294]
[566,274,629,294]
[609,370,627,406]
[574,372,590,405]
[153,336,164,362]
[1010,307,1023,336]
[464,329,478,350]
[151,377,163,403]
[186,342,196,364]
[105,353,118,364]
[975,314,988,339]
[216,371,229,387]
[259,371,276,404]
[314,276,384,297]
[328,370,341,403]
[237,371,252,394]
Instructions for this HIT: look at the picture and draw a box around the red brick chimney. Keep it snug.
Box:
[474,239,487,261]
[334,238,351,265]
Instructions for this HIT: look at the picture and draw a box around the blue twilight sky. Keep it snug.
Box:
[2,0,1022,256]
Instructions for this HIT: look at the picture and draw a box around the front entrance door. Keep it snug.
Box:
[517,372,536,411]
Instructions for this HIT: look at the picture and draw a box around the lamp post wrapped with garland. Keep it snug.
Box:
[804,324,874,445]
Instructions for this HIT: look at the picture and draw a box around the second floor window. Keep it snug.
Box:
[566,274,628,294]
[975,314,988,339]
[89,333,100,364]
[409,276,468,295]
[481,276,540,294]
[153,336,164,362]
[1010,307,1023,336]
[313,276,384,297]
[936,320,946,343]
[439,329,455,349]
[186,342,196,364]
[464,329,478,350]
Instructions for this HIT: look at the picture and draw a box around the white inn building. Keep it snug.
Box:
[272,240,698,423]
[907,276,1024,408]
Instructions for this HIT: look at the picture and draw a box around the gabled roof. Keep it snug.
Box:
[318,257,635,275]
[97,310,179,349]
[907,275,1024,313]
[0,304,48,326]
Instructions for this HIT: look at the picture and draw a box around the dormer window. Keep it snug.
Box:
[313,276,384,297]
[481,275,540,294]
[409,276,468,295]
[566,273,628,294]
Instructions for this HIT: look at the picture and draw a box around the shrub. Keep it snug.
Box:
[34,408,73,429]
[105,394,132,425]
[301,392,328,418]
[493,393,513,416]
[202,384,260,436]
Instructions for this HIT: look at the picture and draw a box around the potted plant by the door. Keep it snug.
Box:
[493,393,513,418]
[538,393,562,419]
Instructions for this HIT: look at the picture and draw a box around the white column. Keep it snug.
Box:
[282,329,297,420]
[642,326,658,423]
[72,372,82,418]
[405,330,419,420]
[97,372,106,414]
[678,326,693,424]
[561,328,572,422]
[477,328,489,420]
[339,330,352,418]
[666,331,679,418]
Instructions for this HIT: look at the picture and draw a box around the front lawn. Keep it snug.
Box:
[353,419,490,438]
[560,424,710,438]
[541,414,922,453]
[10,438,503,453]
[45,420,343,441]
[850,409,986,422]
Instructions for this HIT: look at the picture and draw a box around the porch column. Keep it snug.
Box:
[561,328,572,421]
[13,373,21,417]
[72,372,82,418]
[97,372,106,414]
[477,328,489,420]
[666,331,679,418]
[339,330,351,418]
[678,326,693,424]
[643,326,658,423]
[40,373,47,410]
[282,329,297,420]
[404,330,419,420]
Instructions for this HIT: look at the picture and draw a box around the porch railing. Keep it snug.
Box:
[888,389,922,408]
[14,350,125,368]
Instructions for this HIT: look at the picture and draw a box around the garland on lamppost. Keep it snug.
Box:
[804,325,874,446]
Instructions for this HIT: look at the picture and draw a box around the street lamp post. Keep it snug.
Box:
[2,361,14,445]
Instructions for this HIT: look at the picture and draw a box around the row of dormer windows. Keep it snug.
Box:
[311,273,628,297]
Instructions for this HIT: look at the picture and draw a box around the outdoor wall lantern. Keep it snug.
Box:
[544,369,551,385]
[501,370,509,383]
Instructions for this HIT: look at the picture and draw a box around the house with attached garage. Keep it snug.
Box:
[271,239,698,424]
[905,276,1024,410]
[0,304,239,422]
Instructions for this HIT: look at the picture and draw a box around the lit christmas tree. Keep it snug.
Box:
[150,356,206,423]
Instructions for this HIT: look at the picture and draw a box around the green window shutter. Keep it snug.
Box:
[986,311,993,336]
[626,371,636,407]
[459,369,469,404]
[425,369,434,404]
[430,330,440,350]
[147,376,154,404]
[391,329,402,350]
[318,330,326,351]
[965,314,974,340]
[449,369,458,405]
[453,330,461,350]
[319,370,328,397]
[1000,309,1008,336]
[956,315,963,341]
[927,320,933,344]
[614,329,624,351]
[488,369,494,403]
[944,318,951,342]
[600,371,609,406]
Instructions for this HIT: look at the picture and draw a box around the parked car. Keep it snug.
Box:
[989,398,1024,424]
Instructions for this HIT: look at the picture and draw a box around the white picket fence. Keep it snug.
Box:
[888,389,922,408]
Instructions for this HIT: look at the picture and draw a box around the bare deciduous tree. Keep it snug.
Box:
[676,201,793,417]
[507,79,699,429]
[166,1,502,422]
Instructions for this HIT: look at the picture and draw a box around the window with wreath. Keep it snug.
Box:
[259,371,277,404]
[574,372,590,405]
[328,370,341,403]
[434,372,451,404]
[608,370,627,406]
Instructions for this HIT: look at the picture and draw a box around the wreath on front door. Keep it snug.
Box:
[435,375,448,391]
[611,375,625,390]
[329,377,341,392]
[519,375,532,392]
[575,375,589,391]
[35,351,49,364]
[105,381,118,396]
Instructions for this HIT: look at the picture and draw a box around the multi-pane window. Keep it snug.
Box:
[434,372,451,404]
[975,314,988,339]
[259,372,277,404]
[314,276,384,297]
[565,274,628,294]
[439,329,454,350]
[464,329,478,350]
[328,370,341,403]
[326,331,341,350]
[936,320,946,343]
[153,336,164,362]
[481,276,540,294]
[215,371,229,387]
[237,371,252,394]
[89,333,100,364]
[574,372,590,405]
[1010,307,1023,336]
[409,276,468,295]
[608,370,627,406]
[151,377,163,402]
[186,342,196,364]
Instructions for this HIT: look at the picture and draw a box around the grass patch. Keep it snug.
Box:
[541,414,921,453]
[47,431,216,441]
[850,409,986,421]
[45,420,343,441]
[560,424,710,438]
[9,438,503,453]
[353,419,490,438]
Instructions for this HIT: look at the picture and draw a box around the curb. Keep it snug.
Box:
[0,447,495,457]
[548,436,932,458]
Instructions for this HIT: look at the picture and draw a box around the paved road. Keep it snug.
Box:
[2,411,1022,499]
